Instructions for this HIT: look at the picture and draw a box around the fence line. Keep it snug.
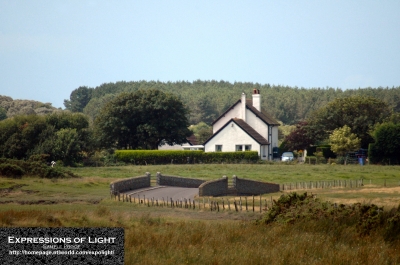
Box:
[110,192,271,213]
[280,178,398,191]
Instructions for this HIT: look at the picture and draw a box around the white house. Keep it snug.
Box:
[203,89,280,160]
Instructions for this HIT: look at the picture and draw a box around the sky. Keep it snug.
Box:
[1,0,399,109]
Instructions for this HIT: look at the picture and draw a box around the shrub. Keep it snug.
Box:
[316,145,336,159]
[260,192,400,242]
[0,158,79,178]
[28,154,50,163]
[0,163,25,177]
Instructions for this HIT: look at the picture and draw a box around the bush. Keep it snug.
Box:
[28,154,50,163]
[303,156,327,165]
[0,158,79,178]
[114,150,260,164]
[316,145,336,159]
[260,192,400,242]
[0,163,25,177]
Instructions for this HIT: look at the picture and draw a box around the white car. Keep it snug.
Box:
[281,152,294,161]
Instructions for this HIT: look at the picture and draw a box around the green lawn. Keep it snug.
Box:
[68,163,400,186]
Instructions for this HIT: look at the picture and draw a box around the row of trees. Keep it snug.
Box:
[282,96,400,164]
[0,89,192,165]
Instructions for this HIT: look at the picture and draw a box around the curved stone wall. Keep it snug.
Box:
[110,172,151,195]
[156,172,205,188]
[198,176,228,196]
[233,175,279,195]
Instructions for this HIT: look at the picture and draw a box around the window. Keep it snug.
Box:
[215,145,222,152]
[245,145,251,151]
[235,145,243,151]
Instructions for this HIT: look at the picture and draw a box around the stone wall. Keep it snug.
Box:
[233,175,279,195]
[156,172,205,188]
[109,172,280,197]
[198,176,228,196]
[110,172,151,195]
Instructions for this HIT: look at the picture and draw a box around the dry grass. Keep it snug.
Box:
[1,164,400,264]
[0,204,399,265]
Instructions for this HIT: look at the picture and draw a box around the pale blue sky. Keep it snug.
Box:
[1,0,399,108]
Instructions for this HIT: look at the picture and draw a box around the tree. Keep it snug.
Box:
[0,106,6,120]
[283,121,314,151]
[83,93,116,122]
[64,86,93,112]
[95,89,191,149]
[329,125,360,162]
[308,96,391,148]
[52,128,83,166]
[0,112,91,163]
[189,97,218,125]
[369,122,400,164]
[189,122,213,144]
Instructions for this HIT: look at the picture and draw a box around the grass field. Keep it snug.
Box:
[1,163,400,264]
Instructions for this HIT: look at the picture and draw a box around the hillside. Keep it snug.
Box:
[0,95,61,120]
[64,80,400,125]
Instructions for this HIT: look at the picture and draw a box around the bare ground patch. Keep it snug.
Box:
[332,186,400,194]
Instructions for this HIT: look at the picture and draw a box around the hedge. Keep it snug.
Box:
[114,150,260,164]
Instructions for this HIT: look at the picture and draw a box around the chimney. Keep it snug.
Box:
[241,92,246,122]
[252,89,261,112]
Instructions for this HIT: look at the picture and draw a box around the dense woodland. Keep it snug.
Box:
[62,80,400,125]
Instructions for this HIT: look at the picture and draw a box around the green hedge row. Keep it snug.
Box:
[114,150,260,164]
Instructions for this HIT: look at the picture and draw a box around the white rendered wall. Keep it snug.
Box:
[245,110,269,140]
[213,102,243,133]
[205,120,261,154]
[271,126,279,148]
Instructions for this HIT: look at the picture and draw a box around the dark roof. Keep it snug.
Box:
[186,134,198,145]
[212,98,280,126]
[203,118,269,145]
[245,99,280,126]
[232,118,269,145]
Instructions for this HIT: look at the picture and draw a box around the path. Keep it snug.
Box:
[123,186,198,201]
